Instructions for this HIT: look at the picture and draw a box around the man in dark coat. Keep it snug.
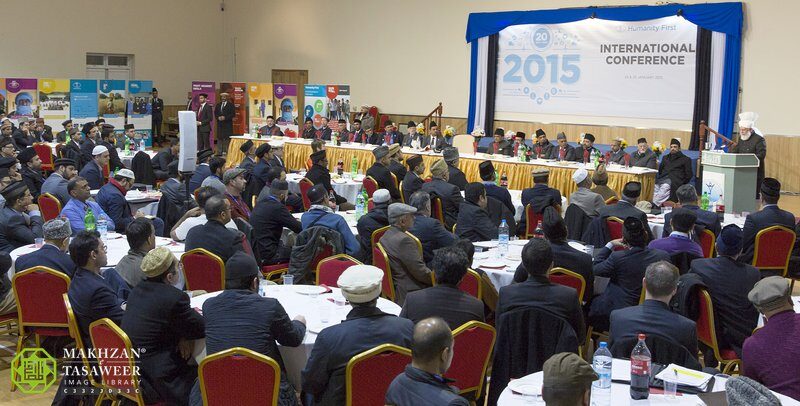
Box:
[387,145,407,187]
[251,143,274,186]
[630,137,658,169]
[214,92,235,155]
[184,195,247,263]
[407,191,456,265]
[456,182,498,242]
[478,160,514,213]
[355,189,390,263]
[598,181,653,240]
[402,155,425,203]
[421,158,464,231]
[151,88,164,142]
[78,143,107,190]
[188,149,214,194]
[520,168,562,235]
[152,139,179,180]
[195,93,213,151]
[443,147,467,191]
[250,180,301,265]
[14,217,75,277]
[0,182,44,252]
[62,128,84,169]
[100,124,125,171]
[730,112,767,199]
[382,120,403,146]
[605,139,629,165]
[17,147,45,200]
[306,149,354,210]
[56,119,73,143]
[12,117,35,149]
[237,140,257,172]
[533,129,555,159]
[121,247,205,405]
[662,184,721,237]
[740,178,796,264]
[573,133,598,164]
[550,132,577,161]
[657,138,693,201]
[79,124,100,167]
[366,145,402,201]
[96,169,165,236]
[489,130,512,156]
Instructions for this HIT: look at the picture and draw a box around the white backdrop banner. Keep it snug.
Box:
[495,17,697,120]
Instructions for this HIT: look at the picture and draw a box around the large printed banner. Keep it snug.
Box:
[127,80,153,146]
[326,85,351,125]
[274,84,298,136]
[220,82,246,135]
[496,16,697,120]
[70,79,98,124]
[5,78,38,123]
[98,79,126,129]
[38,79,71,129]
[191,81,216,148]
[247,82,273,134]
[304,85,327,129]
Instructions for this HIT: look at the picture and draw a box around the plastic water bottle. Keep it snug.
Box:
[355,192,365,220]
[350,156,358,176]
[700,192,710,210]
[593,342,612,389]
[84,207,96,232]
[630,333,651,400]
[97,215,108,241]
[498,220,509,258]
[139,138,145,152]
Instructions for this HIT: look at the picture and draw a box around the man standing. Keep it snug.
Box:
[0,182,44,252]
[223,168,250,221]
[151,88,164,143]
[740,178,796,264]
[456,183,498,242]
[380,203,433,304]
[250,180,301,265]
[60,177,115,234]
[569,168,605,217]
[17,147,45,200]
[631,137,658,169]
[550,132,576,161]
[367,146,402,201]
[442,147,467,191]
[195,93,213,151]
[730,112,767,199]
[402,155,425,203]
[421,159,464,230]
[215,92,234,155]
[657,138,693,201]
[573,133,598,164]
[41,158,76,206]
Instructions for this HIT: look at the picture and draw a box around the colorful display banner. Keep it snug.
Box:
[127,80,153,146]
[191,81,216,148]
[38,79,71,129]
[326,84,351,125]
[98,79,127,129]
[274,84,298,136]
[0,79,6,117]
[5,78,38,123]
[220,82,246,135]
[303,84,327,129]
[70,79,98,124]
[247,82,273,135]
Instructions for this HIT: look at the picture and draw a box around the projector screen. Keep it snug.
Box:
[495,16,697,128]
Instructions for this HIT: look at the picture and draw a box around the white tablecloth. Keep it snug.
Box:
[189,285,401,389]
[119,149,157,168]
[230,135,286,148]
[89,189,161,215]
[286,172,364,205]
[646,212,746,239]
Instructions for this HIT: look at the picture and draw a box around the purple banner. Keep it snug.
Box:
[5,78,38,121]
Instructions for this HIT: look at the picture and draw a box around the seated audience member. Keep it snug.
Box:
[421,158,464,230]
[187,149,213,194]
[306,149,354,210]
[402,155,425,203]
[385,317,470,406]
[122,247,205,405]
[569,168,605,217]
[609,261,698,360]
[60,176,115,234]
[366,145,402,201]
[690,225,759,358]
[400,247,484,329]
[200,156,226,194]
[657,139,693,201]
[497,238,585,343]
[96,168,165,236]
[0,181,44,252]
[590,165,617,202]
[356,189,391,262]
[598,181,651,233]
[442,148,467,191]
[194,251,306,405]
[387,144,407,186]
[237,139,257,172]
[302,265,413,405]
[456,182,498,242]
[184,195,246,263]
[171,186,237,242]
[14,218,76,277]
[62,128,83,169]
[648,208,703,258]
[630,138,658,169]
[222,168,250,221]
[250,180,301,265]
[115,218,155,287]
[590,217,669,332]
[380,203,433,304]
[67,231,125,346]
[160,160,195,212]
[514,207,593,304]
[41,158,78,206]
[0,254,13,315]
[743,276,800,401]
[479,161,514,213]
[78,145,110,190]
[740,177,796,264]
[301,184,359,256]
[304,139,325,169]
[662,184,721,237]
[17,147,45,200]
[408,191,456,265]
[152,139,180,180]
[520,168,562,234]
[541,353,598,406]
[99,124,124,172]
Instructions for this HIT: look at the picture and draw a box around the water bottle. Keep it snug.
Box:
[700,192,710,210]
[630,333,651,400]
[355,192,365,220]
[498,220,509,258]
[350,156,358,176]
[84,207,96,232]
[593,342,612,389]
[97,215,108,241]
[139,138,145,151]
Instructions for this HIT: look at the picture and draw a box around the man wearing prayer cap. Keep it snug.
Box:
[41,158,77,206]
[56,119,73,143]
[78,144,110,189]
[730,112,767,198]
[533,129,555,159]
[541,352,598,406]
[306,149,355,210]
[366,145,402,201]
[422,158,464,230]
[630,137,657,169]
[387,144,407,185]
[739,177,796,264]
[590,164,617,202]
[441,147,467,191]
[573,133,598,163]
[478,160,514,213]
[402,120,425,149]
[17,147,46,200]
[402,155,425,203]
[490,128,512,156]
[569,167,605,216]
[300,183,360,258]
[14,217,76,277]
[121,246,205,405]
[356,189,392,263]
[237,139,256,172]
[550,132,577,161]
[0,181,44,252]
[302,265,413,405]
[656,137,692,201]
[97,167,165,236]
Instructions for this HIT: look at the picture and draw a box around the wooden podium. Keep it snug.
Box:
[701,150,760,214]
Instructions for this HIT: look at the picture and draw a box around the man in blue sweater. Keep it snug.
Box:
[300,183,360,256]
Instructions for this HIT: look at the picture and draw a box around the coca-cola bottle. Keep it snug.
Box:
[336,159,344,175]
[630,333,651,400]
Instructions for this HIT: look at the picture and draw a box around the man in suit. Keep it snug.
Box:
[184,195,247,263]
[301,184,360,256]
[251,143,274,187]
[400,247,484,328]
[402,155,425,203]
[407,191,456,265]
[41,158,77,207]
[573,133,599,164]
[100,124,125,172]
[62,128,83,169]
[479,160,514,213]
[12,117,35,149]
[301,117,315,139]
[610,261,698,360]
[115,218,155,288]
[649,208,704,258]
[382,120,403,146]
[569,168,605,217]
[306,149,355,210]
[79,123,100,169]
[402,120,429,149]
[741,177,797,264]
[251,180,301,265]
[599,181,653,239]
[215,92,235,155]
[427,121,445,152]
[631,137,658,169]
[356,189,391,263]
[456,182,498,242]
[730,112,767,199]
[379,203,433,304]
[195,93,213,151]
[590,217,670,332]
[152,139,179,180]
[550,132,577,161]
[17,147,45,200]
[606,139,629,165]
[160,161,194,213]
[498,238,585,342]
[663,184,721,237]
[421,158,464,230]
[443,147,467,191]
[187,149,214,194]
[223,168,250,221]
[387,144,407,188]
[269,144,286,172]
[349,119,366,143]
[60,177,115,235]
[658,138,693,201]
[237,140,257,172]
[32,118,53,143]
[489,130,512,156]
[56,119,72,143]
[367,145,402,201]
[151,88,164,142]
[302,265,413,404]
[14,218,75,277]
[532,129,555,159]
[96,169,166,236]
[78,145,109,190]
[520,168,562,235]
[510,131,527,157]
[366,126,382,145]
[0,182,44,252]
[690,225,760,358]
[259,115,284,137]
[121,247,205,405]
[318,117,333,141]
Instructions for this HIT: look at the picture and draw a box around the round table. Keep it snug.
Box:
[285,172,364,205]
[189,285,401,389]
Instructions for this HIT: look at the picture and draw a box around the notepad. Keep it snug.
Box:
[655,364,713,389]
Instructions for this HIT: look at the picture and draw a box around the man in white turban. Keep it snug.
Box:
[730,112,767,198]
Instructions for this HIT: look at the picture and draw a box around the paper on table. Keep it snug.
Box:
[655,364,713,388]
[611,358,631,382]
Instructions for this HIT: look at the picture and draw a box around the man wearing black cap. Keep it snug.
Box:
[195,93,213,151]
[573,133,598,163]
[17,147,45,200]
[428,121,444,151]
[456,183,498,242]
[237,139,256,172]
[479,161,514,213]
[101,124,125,171]
[490,130,512,156]
[657,138,692,201]
[41,158,77,206]
[402,155,425,203]
[598,181,652,239]
[520,168,562,235]
[367,146,402,201]
[307,149,355,210]
[511,132,527,157]
[215,92,235,155]
[116,123,135,151]
[550,132,576,161]
[251,143,274,186]
[606,139,628,165]
[79,123,99,167]
[251,180,302,265]
[151,88,164,142]
[533,129,554,159]
[56,119,73,143]
[382,119,403,146]
[402,121,427,149]
[0,182,44,252]
[690,224,760,359]
[442,147,467,191]
[301,184,360,255]
[188,149,214,194]
[740,177,796,264]
[301,117,315,139]
[662,184,721,237]
[630,137,657,169]
[350,118,365,143]
[260,115,284,138]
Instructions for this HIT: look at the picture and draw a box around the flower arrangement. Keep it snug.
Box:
[652,140,664,158]
[416,123,425,135]
[443,125,456,138]
[618,138,628,148]
[471,127,485,137]
[577,133,585,144]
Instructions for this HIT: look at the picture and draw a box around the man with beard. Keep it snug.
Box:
[657,138,693,201]
[573,133,598,164]
[550,132,576,161]
[533,129,554,159]
[730,112,767,199]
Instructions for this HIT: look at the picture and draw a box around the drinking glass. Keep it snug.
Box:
[283,274,294,285]
[662,377,677,399]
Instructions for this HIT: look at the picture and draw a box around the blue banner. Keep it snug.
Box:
[69,79,98,122]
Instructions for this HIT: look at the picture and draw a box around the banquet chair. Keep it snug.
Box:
[372,243,396,302]
[751,225,795,277]
[103,161,110,182]
[524,204,544,239]
[345,344,411,406]
[37,193,62,221]
[389,172,399,194]
[371,226,390,252]
[33,142,54,172]
[261,263,290,282]
[447,321,496,399]
[605,216,624,240]
[696,288,741,374]
[362,176,379,198]
[55,143,64,159]
[199,347,280,406]
[430,268,483,300]
[89,318,147,405]
[316,254,361,287]
[699,228,716,258]
[402,231,430,284]
[430,196,445,224]
[63,293,100,388]
[367,198,375,212]
[298,178,314,210]
[181,248,225,293]
[451,134,475,156]
[548,267,586,304]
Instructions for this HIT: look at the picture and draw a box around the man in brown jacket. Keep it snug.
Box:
[379,203,432,304]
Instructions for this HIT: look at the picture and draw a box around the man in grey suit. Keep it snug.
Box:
[568,168,605,217]
[421,159,464,231]
[379,203,432,304]
[402,121,429,149]
[41,158,78,207]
